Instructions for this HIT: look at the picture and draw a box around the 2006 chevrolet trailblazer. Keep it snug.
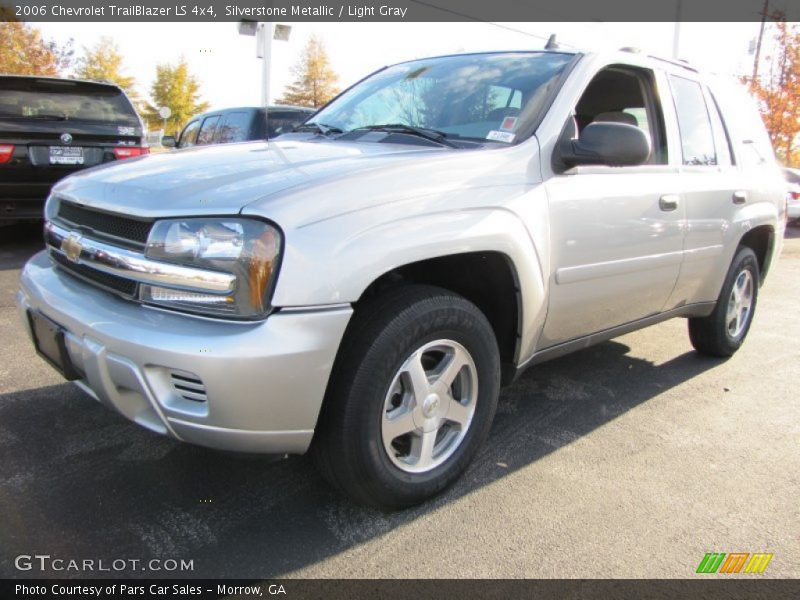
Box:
[17,50,786,508]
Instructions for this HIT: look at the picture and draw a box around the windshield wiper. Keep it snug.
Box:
[293,122,343,135]
[350,124,457,148]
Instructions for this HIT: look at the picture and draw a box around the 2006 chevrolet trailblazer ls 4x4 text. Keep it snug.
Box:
[18,50,786,508]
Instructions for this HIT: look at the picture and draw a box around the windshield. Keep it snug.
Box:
[307,52,574,146]
[0,81,139,125]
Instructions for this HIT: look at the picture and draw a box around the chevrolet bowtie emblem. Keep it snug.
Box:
[61,232,83,262]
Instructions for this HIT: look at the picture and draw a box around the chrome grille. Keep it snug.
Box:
[50,250,137,297]
[56,201,153,249]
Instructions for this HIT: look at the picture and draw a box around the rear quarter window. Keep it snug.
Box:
[706,76,775,168]
[266,111,311,138]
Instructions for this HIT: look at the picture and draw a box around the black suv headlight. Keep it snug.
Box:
[141,217,281,318]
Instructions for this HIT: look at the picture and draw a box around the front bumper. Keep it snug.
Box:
[17,251,352,454]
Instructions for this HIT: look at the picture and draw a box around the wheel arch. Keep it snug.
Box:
[356,251,523,385]
[737,224,775,285]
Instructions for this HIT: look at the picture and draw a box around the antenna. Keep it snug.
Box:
[544,34,560,50]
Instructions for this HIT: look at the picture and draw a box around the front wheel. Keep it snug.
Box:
[688,246,759,357]
[312,285,501,509]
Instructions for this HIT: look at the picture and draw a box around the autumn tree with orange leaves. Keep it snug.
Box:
[0,22,73,76]
[746,19,800,167]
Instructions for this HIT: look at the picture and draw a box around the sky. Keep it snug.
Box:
[35,21,765,112]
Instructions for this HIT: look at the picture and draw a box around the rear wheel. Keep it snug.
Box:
[688,246,759,357]
[312,285,501,509]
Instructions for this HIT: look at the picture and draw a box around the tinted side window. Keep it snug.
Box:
[196,116,220,145]
[178,120,200,148]
[575,66,668,164]
[669,75,717,166]
[266,111,310,138]
[708,77,775,168]
[218,111,251,143]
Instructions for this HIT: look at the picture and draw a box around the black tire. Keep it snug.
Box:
[312,284,501,509]
[688,246,759,357]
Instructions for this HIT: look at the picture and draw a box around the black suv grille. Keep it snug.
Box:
[50,250,137,297]
[56,201,153,247]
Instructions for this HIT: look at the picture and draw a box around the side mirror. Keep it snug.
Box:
[161,135,177,148]
[558,121,651,168]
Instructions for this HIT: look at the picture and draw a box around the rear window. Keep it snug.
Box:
[0,78,139,125]
[267,111,311,138]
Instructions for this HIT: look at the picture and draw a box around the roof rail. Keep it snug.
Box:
[646,53,699,73]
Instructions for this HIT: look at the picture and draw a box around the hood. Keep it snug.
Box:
[51,139,443,218]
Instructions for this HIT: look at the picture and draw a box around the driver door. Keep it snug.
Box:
[539,64,686,348]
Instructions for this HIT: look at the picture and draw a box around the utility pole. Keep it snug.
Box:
[672,0,683,59]
[752,0,770,84]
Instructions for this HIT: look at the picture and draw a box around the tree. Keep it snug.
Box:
[746,18,800,166]
[276,35,339,108]
[0,22,73,76]
[142,59,208,135]
[73,37,138,103]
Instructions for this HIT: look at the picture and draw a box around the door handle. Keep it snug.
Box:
[733,190,748,204]
[659,194,680,211]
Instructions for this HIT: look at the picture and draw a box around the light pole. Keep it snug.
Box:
[258,23,273,106]
[237,21,292,107]
[238,21,292,141]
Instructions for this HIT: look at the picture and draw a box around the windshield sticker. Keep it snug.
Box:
[500,116,518,131]
[486,130,515,143]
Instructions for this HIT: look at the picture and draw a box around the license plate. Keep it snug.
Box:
[27,311,81,380]
[49,146,84,165]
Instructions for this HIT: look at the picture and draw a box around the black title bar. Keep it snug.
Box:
[4,579,800,600]
[1,0,799,22]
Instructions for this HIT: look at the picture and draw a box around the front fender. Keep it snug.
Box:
[271,205,547,364]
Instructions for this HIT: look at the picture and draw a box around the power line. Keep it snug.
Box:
[407,0,581,49]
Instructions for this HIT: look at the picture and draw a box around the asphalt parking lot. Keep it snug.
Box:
[1,223,798,579]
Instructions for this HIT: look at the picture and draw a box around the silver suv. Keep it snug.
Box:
[17,50,786,508]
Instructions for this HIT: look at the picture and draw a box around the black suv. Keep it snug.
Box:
[0,75,147,221]
[163,105,314,149]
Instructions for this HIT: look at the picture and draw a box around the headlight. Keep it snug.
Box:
[141,218,281,318]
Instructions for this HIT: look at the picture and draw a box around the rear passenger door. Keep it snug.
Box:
[663,74,743,307]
